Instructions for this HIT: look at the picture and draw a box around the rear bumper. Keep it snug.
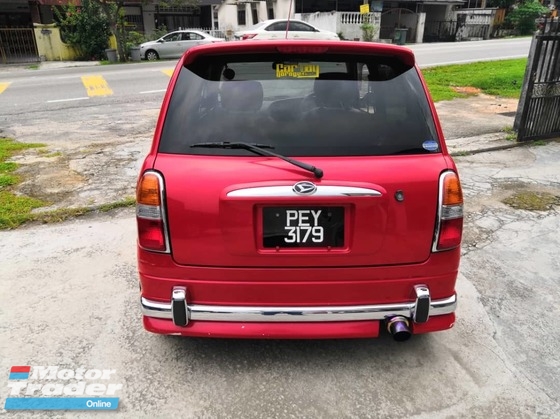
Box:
[141,286,456,338]
[138,248,459,338]
[141,294,456,323]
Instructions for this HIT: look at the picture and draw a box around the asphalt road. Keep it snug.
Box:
[409,37,531,67]
[0,38,531,118]
[1,143,559,417]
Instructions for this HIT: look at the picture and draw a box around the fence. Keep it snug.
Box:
[183,28,226,39]
[423,20,457,42]
[0,28,40,64]
[515,18,560,141]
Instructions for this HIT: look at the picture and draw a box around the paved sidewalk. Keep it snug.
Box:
[0,60,101,72]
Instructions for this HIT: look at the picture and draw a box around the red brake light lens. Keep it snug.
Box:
[137,219,167,251]
[437,218,463,250]
[275,46,330,54]
[242,34,257,40]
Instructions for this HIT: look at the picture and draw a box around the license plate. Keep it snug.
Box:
[263,207,344,248]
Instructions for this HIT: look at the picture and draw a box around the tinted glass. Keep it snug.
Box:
[183,32,203,40]
[267,22,287,31]
[290,22,313,31]
[159,53,440,157]
[163,33,181,42]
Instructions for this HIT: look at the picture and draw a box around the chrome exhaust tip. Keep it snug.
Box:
[386,316,411,342]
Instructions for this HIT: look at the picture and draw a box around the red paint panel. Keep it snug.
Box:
[144,317,379,339]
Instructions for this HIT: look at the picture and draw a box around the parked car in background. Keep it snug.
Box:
[140,30,224,60]
[137,40,463,341]
[234,19,340,41]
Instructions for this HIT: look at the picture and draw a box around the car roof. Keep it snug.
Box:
[243,19,312,30]
[169,29,210,36]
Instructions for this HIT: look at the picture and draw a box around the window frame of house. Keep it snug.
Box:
[237,5,246,26]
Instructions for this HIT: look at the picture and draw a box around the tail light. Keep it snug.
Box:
[242,34,257,40]
[136,171,170,253]
[433,171,463,252]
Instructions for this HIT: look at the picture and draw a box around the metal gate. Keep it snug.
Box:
[423,20,458,42]
[0,28,40,64]
[380,9,418,43]
[515,18,560,142]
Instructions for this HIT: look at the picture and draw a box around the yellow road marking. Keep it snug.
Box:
[162,69,174,77]
[0,82,11,94]
[81,75,113,97]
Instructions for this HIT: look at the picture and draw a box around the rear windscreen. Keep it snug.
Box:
[159,53,440,156]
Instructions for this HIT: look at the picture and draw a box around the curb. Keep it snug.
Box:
[450,136,560,157]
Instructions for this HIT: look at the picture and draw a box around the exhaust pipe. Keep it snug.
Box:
[386,316,411,342]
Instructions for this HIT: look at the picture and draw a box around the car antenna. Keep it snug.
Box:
[285,0,294,39]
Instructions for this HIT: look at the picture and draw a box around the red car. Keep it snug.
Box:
[136,40,463,341]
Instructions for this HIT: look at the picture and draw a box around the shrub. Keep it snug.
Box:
[505,1,549,35]
[148,25,169,41]
[53,0,111,60]
[361,15,377,42]
[125,30,147,56]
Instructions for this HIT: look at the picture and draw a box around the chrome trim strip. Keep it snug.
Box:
[141,294,456,323]
[227,185,382,198]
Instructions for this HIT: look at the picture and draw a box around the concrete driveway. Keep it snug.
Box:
[1,139,559,417]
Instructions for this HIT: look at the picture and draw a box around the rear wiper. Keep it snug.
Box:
[190,141,324,179]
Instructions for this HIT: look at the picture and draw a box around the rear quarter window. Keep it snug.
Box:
[159,53,440,157]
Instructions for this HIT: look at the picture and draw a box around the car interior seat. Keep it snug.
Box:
[219,80,263,112]
[212,80,266,142]
[312,72,360,110]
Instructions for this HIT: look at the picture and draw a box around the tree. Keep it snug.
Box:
[505,1,549,35]
[92,0,200,62]
[53,0,111,60]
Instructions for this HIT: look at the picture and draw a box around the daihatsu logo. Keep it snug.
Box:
[292,181,317,196]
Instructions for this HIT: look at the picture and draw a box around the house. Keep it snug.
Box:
[0,0,507,63]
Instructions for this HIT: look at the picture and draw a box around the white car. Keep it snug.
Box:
[234,19,340,41]
[140,30,225,61]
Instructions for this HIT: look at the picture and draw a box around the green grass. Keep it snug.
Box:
[422,59,527,102]
[0,138,48,228]
[0,137,44,160]
[0,138,45,188]
[0,196,136,230]
[0,137,137,229]
[0,191,47,228]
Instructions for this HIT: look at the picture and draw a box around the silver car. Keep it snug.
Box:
[140,30,225,61]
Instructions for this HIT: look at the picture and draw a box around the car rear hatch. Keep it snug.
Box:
[154,153,446,267]
[147,41,449,268]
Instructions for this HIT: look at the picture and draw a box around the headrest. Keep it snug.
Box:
[220,81,264,111]
[313,73,359,109]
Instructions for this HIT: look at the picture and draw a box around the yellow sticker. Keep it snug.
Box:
[275,63,320,79]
